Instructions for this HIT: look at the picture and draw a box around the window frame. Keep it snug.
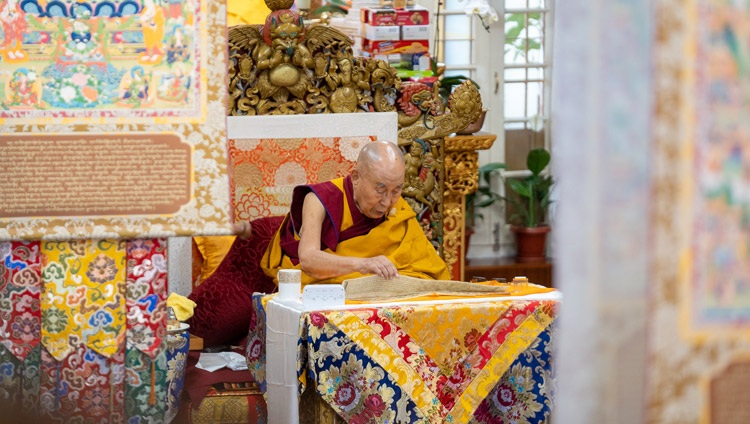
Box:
[421,0,555,256]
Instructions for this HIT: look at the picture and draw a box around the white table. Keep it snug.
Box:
[264,290,562,424]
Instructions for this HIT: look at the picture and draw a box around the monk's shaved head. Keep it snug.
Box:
[356,140,405,174]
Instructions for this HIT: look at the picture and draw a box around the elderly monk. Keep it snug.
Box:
[261,140,450,287]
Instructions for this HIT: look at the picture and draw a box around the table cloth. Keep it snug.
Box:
[246,291,560,423]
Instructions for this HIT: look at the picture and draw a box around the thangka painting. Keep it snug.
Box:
[226,113,398,221]
[647,0,750,422]
[0,0,231,240]
[686,1,750,334]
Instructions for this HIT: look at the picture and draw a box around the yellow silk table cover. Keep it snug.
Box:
[247,295,558,423]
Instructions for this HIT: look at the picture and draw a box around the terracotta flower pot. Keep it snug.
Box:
[511,225,550,263]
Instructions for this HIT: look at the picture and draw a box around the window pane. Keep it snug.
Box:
[445,15,472,39]
[505,45,526,64]
[504,121,526,130]
[445,40,471,65]
[504,82,527,120]
[527,36,544,63]
[505,68,526,81]
[504,13,527,64]
[505,0,528,8]
[526,81,543,116]
[527,12,544,39]
[444,0,464,10]
[528,0,546,8]
[444,69,474,82]
[527,66,544,80]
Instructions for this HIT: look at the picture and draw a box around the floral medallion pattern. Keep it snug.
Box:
[0,241,42,361]
[39,341,126,422]
[124,238,170,423]
[248,294,557,423]
[469,325,555,424]
[228,136,374,220]
[40,240,127,361]
[125,238,168,359]
[0,238,176,422]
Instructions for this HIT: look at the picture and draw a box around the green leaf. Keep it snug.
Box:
[527,148,550,175]
[478,162,506,173]
[508,178,531,197]
[478,162,504,185]
[508,13,526,25]
[312,5,348,16]
[505,26,524,44]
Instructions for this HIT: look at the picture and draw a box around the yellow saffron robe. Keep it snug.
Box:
[261,176,450,287]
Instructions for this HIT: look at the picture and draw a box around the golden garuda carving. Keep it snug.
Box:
[393,80,483,257]
[227,0,400,115]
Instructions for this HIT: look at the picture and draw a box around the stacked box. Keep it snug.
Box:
[364,23,401,41]
[361,5,430,26]
[360,5,431,73]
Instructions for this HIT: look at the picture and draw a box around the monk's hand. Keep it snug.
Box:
[232,221,253,240]
[362,256,399,280]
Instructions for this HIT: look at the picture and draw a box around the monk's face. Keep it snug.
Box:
[352,162,404,219]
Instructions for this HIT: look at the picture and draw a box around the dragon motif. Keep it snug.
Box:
[395,79,483,255]
[227,4,400,115]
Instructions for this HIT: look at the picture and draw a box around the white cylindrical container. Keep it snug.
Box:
[277,269,302,301]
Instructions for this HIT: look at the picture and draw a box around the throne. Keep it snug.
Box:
[224,3,486,280]
[181,1,494,422]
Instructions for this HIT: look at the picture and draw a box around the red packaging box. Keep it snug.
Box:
[361,7,397,26]
[361,5,429,26]
[362,39,429,55]
[396,6,429,26]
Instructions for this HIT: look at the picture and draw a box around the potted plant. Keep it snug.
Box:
[502,147,554,262]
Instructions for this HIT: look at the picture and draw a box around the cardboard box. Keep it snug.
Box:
[396,6,429,26]
[401,24,430,40]
[361,7,397,26]
[361,5,429,26]
[363,23,401,41]
[399,52,431,70]
[189,335,203,351]
[362,39,429,55]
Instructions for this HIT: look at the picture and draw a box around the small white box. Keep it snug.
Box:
[401,25,430,40]
[303,284,346,310]
[363,23,401,41]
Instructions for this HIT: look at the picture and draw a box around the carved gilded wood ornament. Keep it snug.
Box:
[227,0,485,279]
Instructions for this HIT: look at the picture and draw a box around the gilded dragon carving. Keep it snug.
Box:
[227,2,400,115]
[394,80,483,257]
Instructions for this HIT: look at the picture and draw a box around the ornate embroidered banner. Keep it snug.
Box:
[0,0,231,240]
[0,241,42,361]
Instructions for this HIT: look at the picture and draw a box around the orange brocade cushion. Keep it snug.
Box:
[187,216,283,347]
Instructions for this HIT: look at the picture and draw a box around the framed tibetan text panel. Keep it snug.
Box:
[0,0,231,240]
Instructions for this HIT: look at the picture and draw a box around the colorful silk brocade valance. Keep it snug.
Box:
[247,294,558,423]
[0,239,172,422]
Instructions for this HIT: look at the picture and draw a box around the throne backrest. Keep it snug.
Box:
[226,11,483,279]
